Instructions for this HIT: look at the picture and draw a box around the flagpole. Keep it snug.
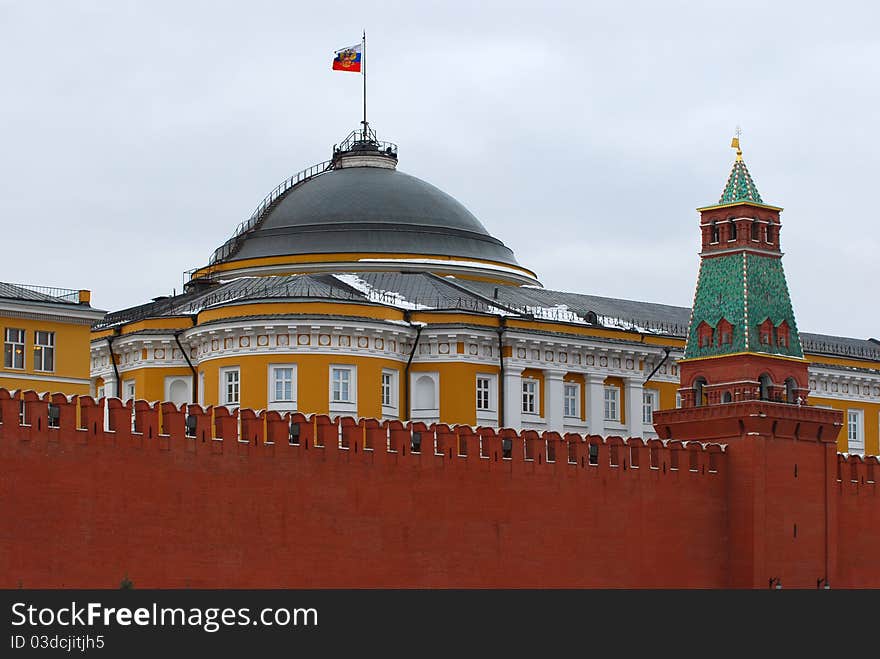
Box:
[362,30,367,137]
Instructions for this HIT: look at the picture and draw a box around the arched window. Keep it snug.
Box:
[785,377,797,404]
[721,391,733,404]
[729,219,738,241]
[751,221,760,241]
[710,221,720,243]
[766,225,774,243]
[694,378,708,407]
[758,373,772,401]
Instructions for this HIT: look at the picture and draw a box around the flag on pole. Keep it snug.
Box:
[332,43,362,72]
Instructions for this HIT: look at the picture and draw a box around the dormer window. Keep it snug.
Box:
[717,318,733,346]
[758,319,774,346]
[776,320,790,348]
[697,321,714,348]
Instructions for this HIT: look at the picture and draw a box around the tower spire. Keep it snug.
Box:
[731,126,743,161]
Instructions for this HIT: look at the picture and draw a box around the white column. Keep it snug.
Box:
[544,369,565,433]
[626,377,644,438]
[502,366,524,429]
[585,373,606,436]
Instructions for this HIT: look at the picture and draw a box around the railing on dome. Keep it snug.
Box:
[333,127,398,159]
[207,159,335,266]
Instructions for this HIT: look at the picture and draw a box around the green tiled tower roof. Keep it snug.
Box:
[719,157,763,204]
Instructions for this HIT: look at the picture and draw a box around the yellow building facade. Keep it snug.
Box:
[87,128,880,454]
[1,283,104,396]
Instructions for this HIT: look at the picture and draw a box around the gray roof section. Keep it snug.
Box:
[0,282,81,305]
[95,273,880,362]
[225,167,520,267]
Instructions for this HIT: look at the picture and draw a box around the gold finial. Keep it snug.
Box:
[731,126,743,161]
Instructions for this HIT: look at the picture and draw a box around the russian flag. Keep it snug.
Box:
[332,43,362,72]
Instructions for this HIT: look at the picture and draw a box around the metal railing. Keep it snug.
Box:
[801,338,880,361]
[333,128,398,158]
[207,159,335,266]
[0,282,80,303]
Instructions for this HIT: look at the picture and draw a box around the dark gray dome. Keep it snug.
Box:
[226,166,521,267]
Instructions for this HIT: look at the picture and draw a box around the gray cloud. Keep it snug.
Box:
[1,0,876,339]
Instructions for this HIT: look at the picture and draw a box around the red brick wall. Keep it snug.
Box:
[0,389,877,588]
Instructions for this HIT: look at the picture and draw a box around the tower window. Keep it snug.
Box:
[758,319,774,346]
[751,221,760,241]
[697,321,714,348]
[710,222,719,244]
[766,225,774,243]
[776,321,790,348]
[728,219,737,241]
[693,378,708,407]
[717,318,733,346]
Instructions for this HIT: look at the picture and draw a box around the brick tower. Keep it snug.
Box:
[653,137,843,588]
[654,136,842,443]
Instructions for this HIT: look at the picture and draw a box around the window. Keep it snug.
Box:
[221,368,240,406]
[3,328,25,369]
[847,410,864,455]
[710,221,719,243]
[728,220,738,241]
[522,379,538,414]
[751,221,760,241]
[675,392,682,409]
[331,367,352,402]
[564,383,579,418]
[123,380,136,402]
[776,321,790,349]
[642,389,658,424]
[766,225,774,243]
[604,386,619,421]
[272,366,295,402]
[717,318,733,346]
[758,319,773,346]
[33,330,55,372]
[476,376,491,411]
[382,372,393,407]
[697,322,714,349]
[381,369,398,413]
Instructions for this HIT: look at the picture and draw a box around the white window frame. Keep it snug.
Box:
[329,365,357,415]
[604,386,619,421]
[268,363,297,412]
[3,327,25,370]
[475,373,497,425]
[381,368,399,418]
[219,367,240,408]
[563,382,580,418]
[476,375,493,412]
[522,378,539,415]
[847,409,864,455]
[410,371,440,423]
[33,330,55,372]
[675,392,682,409]
[123,379,136,402]
[643,389,658,425]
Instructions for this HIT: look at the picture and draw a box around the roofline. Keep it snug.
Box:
[696,201,784,212]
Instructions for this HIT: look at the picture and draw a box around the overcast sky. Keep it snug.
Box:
[1,1,877,340]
